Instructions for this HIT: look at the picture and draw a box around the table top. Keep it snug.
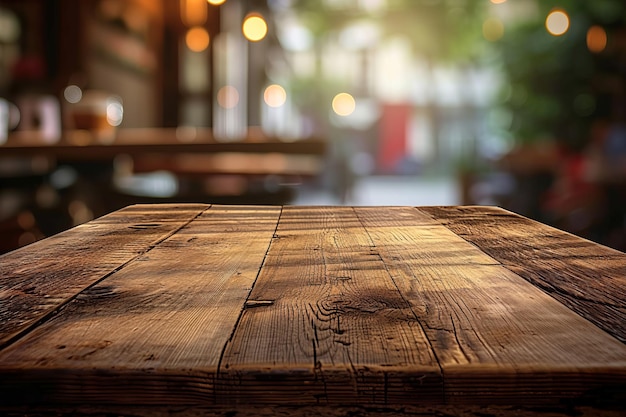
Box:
[1,128,326,180]
[0,204,625,416]
[1,128,327,159]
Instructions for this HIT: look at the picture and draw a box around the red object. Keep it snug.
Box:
[378,103,411,173]
[11,55,46,81]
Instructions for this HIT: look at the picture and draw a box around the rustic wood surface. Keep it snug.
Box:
[0,203,209,349]
[1,404,625,417]
[0,204,624,416]
[421,206,626,343]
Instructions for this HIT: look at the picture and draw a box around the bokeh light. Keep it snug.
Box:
[242,14,268,42]
[17,211,35,230]
[207,0,226,5]
[63,85,83,103]
[0,8,20,42]
[181,0,207,27]
[332,93,356,117]
[106,100,124,126]
[490,0,507,4]
[264,84,287,108]
[545,10,569,36]
[587,25,607,53]
[217,85,240,109]
[483,17,504,42]
[185,26,210,52]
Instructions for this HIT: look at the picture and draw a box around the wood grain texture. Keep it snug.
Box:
[0,205,281,406]
[1,404,625,417]
[356,206,626,405]
[0,203,209,349]
[421,205,626,343]
[0,204,624,413]
[219,206,442,406]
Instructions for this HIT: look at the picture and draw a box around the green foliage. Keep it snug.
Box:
[282,0,493,141]
[495,0,626,148]
[290,0,487,61]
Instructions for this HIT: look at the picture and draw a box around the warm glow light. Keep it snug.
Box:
[182,0,207,27]
[242,14,268,42]
[217,85,239,109]
[587,25,607,53]
[186,26,210,52]
[207,0,226,5]
[264,84,287,108]
[546,10,570,36]
[483,17,504,42]
[17,211,35,230]
[332,93,356,117]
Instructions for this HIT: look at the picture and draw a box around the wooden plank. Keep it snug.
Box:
[356,206,626,405]
[0,205,281,407]
[421,205,626,343]
[2,130,327,160]
[0,203,209,349]
[218,206,442,406]
[1,403,625,417]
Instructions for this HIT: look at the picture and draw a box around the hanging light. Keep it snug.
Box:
[186,26,210,52]
[332,93,356,117]
[242,13,268,42]
[181,0,207,27]
[546,9,570,36]
[587,25,607,53]
[264,85,287,108]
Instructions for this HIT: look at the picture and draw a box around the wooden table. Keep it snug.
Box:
[0,128,326,161]
[0,204,625,416]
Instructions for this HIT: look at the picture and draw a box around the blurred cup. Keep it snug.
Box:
[69,90,123,144]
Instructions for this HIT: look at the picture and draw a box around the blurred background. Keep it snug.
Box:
[0,0,625,253]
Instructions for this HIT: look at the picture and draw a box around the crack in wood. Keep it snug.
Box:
[243,300,274,309]
[128,223,162,230]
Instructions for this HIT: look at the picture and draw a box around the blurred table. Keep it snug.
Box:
[0,129,327,253]
[0,205,624,416]
[1,127,326,176]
